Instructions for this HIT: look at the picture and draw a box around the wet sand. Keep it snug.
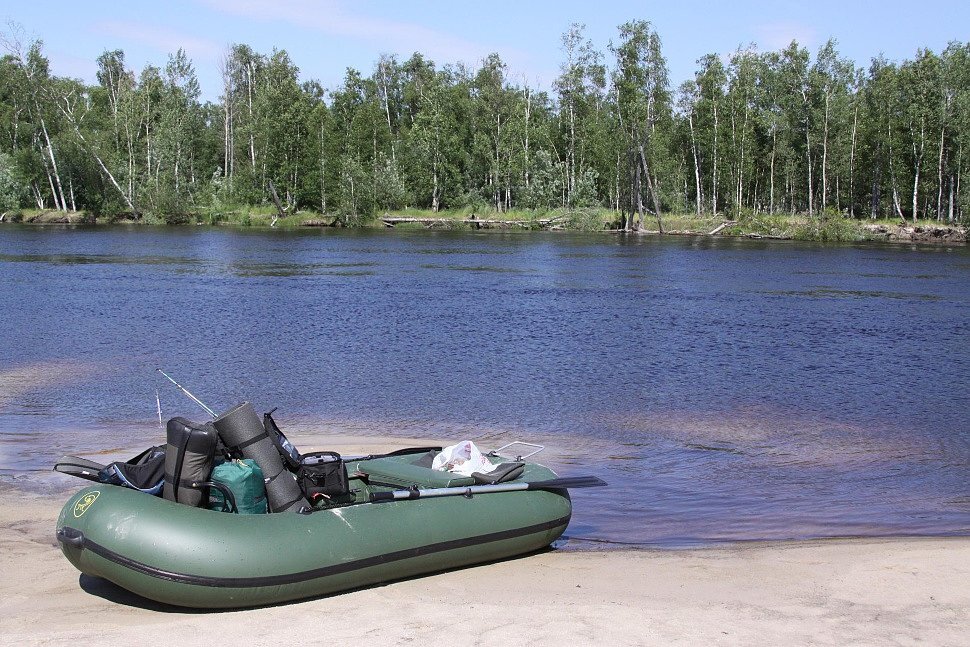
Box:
[1,436,967,646]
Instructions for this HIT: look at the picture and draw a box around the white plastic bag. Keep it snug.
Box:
[431,440,497,476]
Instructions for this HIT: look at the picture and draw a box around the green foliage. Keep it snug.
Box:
[560,206,607,231]
[793,212,862,242]
[154,187,192,225]
[0,24,968,229]
[519,149,564,209]
[0,152,24,210]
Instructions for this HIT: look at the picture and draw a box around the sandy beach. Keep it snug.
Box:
[1,434,967,646]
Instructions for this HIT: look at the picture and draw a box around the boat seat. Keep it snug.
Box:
[410,450,438,468]
[410,451,525,484]
[354,452,524,488]
[471,462,525,484]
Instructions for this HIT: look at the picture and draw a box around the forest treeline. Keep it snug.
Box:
[0,21,968,228]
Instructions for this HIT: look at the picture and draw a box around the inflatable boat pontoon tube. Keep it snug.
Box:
[56,457,571,608]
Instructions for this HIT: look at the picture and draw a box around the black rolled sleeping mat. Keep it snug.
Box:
[214,401,310,513]
[163,418,217,506]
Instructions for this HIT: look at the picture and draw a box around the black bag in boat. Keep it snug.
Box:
[99,446,167,494]
[214,402,310,513]
[163,417,217,507]
[263,409,302,471]
[263,410,350,499]
[298,452,349,499]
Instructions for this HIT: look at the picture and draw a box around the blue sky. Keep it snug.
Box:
[4,0,968,100]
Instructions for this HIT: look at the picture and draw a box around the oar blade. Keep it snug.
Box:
[527,476,608,490]
[53,455,107,482]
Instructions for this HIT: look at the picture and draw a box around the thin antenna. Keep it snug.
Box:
[155,389,163,428]
[156,368,217,419]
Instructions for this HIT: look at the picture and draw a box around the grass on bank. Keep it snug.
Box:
[380,206,616,231]
[3,205,964,243]
[3,208,95,224]
[723,212,865,242]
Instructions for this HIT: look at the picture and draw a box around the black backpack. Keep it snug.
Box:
[263,410,349,500]
[98,446,167,493]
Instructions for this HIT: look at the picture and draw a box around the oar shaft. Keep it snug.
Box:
[377,482,531,501]
[369,476,605,502]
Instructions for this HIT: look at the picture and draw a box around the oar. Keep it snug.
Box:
[53,456,108,482]
[54,455,107,473]
[369,475,607,502]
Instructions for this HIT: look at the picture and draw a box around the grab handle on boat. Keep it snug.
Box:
[490,442,544,460]
[188,481,238,514]
[56,527,85,548]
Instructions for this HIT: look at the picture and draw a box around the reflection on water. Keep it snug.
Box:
[0,252,206,267]
[418,263,534,274]
[0,360,101,412]
[0,225,968,547]
[761,287,944,301]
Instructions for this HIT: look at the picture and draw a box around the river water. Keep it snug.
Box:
[1,225,968,548]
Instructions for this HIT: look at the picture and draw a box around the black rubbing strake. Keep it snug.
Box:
[56,514,570,588]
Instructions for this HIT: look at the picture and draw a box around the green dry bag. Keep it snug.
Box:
[208,459,268,514]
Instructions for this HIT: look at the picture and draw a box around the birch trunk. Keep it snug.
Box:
[65,121,136,213]
[688,111,701,216]
[912,120,925,224]
[494,114,502,212]
[821,92,830,209]
[948,174,954,223]
[936,125,945,220]
[738,102,748,212]
[431,156,439,212]
[247,62,256,173]
[614,150,621,212]
[523,84,532,188]
[805,127,814,216]
[956,156,962,222]
[637,141,663,232]
[125,120,135,204]
[40,119,66,211]
[887,120,903,219]
[568,99,576,200]
[223,98,232,178]
[45,167,57,209]
[769,129,776,214]
[712,101,719,213]
[378,62,396,164]
[806,133,814,217]
[849,104,858,217]
[892,185,904,220]
[319,121,326,213]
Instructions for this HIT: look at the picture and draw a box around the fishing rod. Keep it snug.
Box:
[156,368,217,419]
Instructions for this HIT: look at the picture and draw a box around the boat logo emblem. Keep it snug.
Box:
[73,491,100,518]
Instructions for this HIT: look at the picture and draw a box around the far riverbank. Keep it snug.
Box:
[3,207,966,245]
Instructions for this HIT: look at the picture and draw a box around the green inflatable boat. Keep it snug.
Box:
[55,441,599,608]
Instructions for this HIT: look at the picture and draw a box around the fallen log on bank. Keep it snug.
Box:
[743,233,791,240]
[380,215,562,229]
[708,221,737,235]
[267,181,286,227]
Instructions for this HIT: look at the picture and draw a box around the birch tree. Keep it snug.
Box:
[694,54,727,214]
[612,20,670,230]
